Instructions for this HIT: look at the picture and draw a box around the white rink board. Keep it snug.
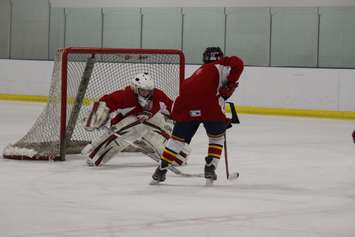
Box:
[0,59,53,96]
[234,66,355,111]
[1,59,355,111]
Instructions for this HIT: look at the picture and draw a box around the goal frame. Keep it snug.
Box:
[59,48,185,161]
[4,47,185,161]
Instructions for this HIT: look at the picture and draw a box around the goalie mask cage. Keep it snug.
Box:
[3,47,185,161]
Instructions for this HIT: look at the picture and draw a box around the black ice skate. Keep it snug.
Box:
[150,166,168,185]
[204,156,217,185]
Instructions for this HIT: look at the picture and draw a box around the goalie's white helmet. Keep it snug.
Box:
[131,72,155,97]
[131,72,155,108]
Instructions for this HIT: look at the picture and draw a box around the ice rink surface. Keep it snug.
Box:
[0,101,354,237]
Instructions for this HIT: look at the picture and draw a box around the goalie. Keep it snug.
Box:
[81,72,190,167]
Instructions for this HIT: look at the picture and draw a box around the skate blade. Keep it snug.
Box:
[86,159,95,167]
[205,178,214,186]
[149,179,161,185]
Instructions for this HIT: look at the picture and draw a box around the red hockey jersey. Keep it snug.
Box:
[171,56,244,122]
[99,86,173,125]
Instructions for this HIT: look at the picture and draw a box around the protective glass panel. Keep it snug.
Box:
[226,7,270,66]
[182,8,225,64]
[271,7,318,67]
[142,8,182,49]
[319,7,355,68]
[49,8,65,60]
[102,8,141,48]
[65,8,102,48]
[11,0,49,59]
[0,0,11,58]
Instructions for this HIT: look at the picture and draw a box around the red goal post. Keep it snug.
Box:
[3,47,185,161]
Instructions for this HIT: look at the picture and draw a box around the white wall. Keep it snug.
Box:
[0,59,53,96]
[234,67,355,111]
[50,0,355,7]
[0,59,355,112]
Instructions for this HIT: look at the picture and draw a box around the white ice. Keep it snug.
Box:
[0,101,354,237]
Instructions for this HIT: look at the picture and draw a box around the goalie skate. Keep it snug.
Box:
[86,158,95,167]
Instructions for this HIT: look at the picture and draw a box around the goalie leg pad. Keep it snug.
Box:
[144,112,174,137]
[134,113,174,157]
[81,132,128,166]
[141,129,169,154]
[111,115,148,140]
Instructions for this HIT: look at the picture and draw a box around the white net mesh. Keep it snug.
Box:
[3,48,183,160]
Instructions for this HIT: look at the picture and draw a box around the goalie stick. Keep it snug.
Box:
[102,125,204,178]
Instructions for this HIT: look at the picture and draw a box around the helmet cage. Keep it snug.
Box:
[203,47,224,63]
[137,88,154,99]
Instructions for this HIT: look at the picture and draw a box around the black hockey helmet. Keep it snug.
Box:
[203,47,224,63]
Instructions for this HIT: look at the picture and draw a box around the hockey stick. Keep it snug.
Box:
[141,148,204,178]
[226,101,240,125]
[224,132,239,180]
[224,102,240,180]
[224,132,230,179]
[102,125,204,178]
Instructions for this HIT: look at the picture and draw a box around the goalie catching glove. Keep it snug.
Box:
[83,101,110,131]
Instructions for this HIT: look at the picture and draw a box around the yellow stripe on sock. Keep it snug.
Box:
[164,148,177,157]
[209,145,223,150]
[208,153,221,158]
[161,156,173,164]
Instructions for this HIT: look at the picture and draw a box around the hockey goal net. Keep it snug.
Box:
[3,47,184,161]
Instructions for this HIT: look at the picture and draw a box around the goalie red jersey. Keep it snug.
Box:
[171,56,244,122]
[100,86,173,125]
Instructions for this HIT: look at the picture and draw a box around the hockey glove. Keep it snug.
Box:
[219,81,239,100]
[225,118,233,129]
[83,101,110,131]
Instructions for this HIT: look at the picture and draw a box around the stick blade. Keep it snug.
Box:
[228,172,239,181]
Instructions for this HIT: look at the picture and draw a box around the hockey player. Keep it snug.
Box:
[151,47,244,184]
[81,72,190,167]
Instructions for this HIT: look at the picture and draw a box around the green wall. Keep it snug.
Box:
[0,0,355,67]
